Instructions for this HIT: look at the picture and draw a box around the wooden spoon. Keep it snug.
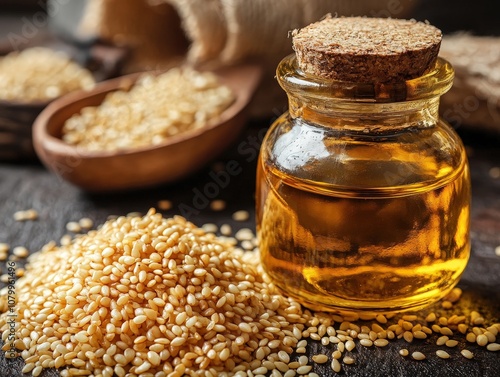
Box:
[33,64,262,192]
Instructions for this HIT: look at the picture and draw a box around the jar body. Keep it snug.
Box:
[256,57,470,313]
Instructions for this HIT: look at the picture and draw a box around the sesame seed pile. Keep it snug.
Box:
[0,47,95,102]
[61,68,235,152]
[0,209,499,377]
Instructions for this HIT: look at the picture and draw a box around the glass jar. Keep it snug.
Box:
[256,54,470,313]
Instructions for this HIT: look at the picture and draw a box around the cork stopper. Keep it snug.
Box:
[292,17,442,83]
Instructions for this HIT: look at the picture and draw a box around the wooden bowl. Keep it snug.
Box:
[33,64,262,192]
[0,44,127,161]
[0,99,48,160]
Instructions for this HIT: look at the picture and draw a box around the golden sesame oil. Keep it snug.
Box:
[256,117,470,313]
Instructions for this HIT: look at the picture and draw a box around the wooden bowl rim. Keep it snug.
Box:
[33,64,262,159]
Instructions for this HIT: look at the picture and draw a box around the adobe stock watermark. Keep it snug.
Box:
[4,261,18,359]
[177,127,269,219]
[7,0,70,50]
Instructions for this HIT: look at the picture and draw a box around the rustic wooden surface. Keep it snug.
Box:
[0,124,499,376]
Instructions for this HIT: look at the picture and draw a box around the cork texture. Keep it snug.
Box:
[292,16,442,83]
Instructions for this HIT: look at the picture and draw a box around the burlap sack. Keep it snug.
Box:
[79,0,189,70]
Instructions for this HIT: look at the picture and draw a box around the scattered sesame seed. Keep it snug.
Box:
[402,321,413,331]
[297,340,307,348]
[376,314,387,324]
[374,339,389,347]
[21,363,35,373]
[312,354,328,364]
[472,327,483,336]
[473,317,485,325]
[487,326,498,336]
[241,240,254,250]
[441,301,453,309]
[437,336,449,346]
[288,361,300,369]
[445,288,463,303]
[78,217,94,229]
[445,340,458,348]
[157,200,172,211]
[127,211,142,217]
[477,334,489,346]
[337,341,345,352]
[253,366,268,375]
[412,352,426,361]
[466,333,477,343]
[298,355,308,366]
[461,349,474,359]
[220,224,232,236]
[278,351,290,364]
[360,339,373,347]
[413,331,427,340]
[345,340,355,351]
[65,221,81,233]
[486,343,500,351]
[210,199,226,211]
[440,327,453,336]
[484,331,496,343]
[403,332,413,343]
[432,324,442,333]
[296,365,311,374]
[13,246,29,258]
[458,324,468,334]
[235,228,254,241]
[399,349,409,357]
[60,234,72,246]
[343,356,355,365]
[202,223,218,233]
[425,312,436,322]
[436,350,450,359]
[331,359,341,373]
[232,210,250,222]
[13,209,38,222]
[32,366,43,377]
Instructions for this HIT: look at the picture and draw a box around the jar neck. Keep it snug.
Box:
[278,54,454,133]
[288,96,441,132]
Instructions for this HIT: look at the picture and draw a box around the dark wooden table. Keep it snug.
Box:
[0,123,499,377]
